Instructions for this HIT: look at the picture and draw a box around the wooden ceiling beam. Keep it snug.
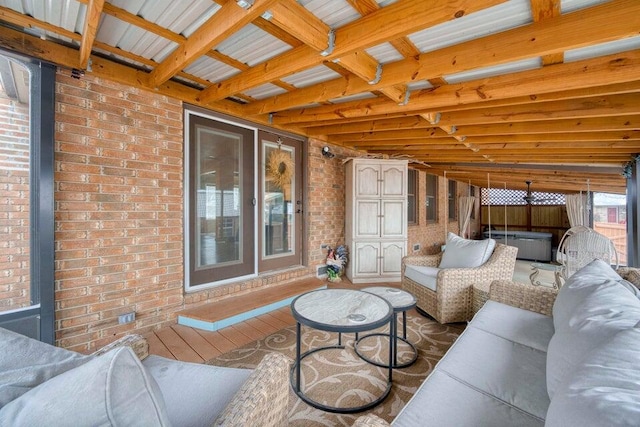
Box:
[334,51,381,85]
[306,116,431,135]
[455,116,640,136]
[271,49,640,124]
[530,0,563,65]
[375,147,640,156]
[341,130,640,145]
[274,66,640,129]
[245,0,640,115]
[197,0,504,104]
[149,0,276,88]
[79,0,104,69]
[266,0,331,52]
[438,93,640,126]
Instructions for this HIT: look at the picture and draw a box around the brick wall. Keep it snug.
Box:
[0,88,31,312]
[52,71,475,352]
[54,72,185,351]
[54,74,334,352]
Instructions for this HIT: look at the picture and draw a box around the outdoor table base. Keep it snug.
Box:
[354,310,418,369]
[289,289,394,414]
[290,323,393,414]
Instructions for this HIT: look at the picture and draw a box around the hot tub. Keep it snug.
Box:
[483,230,553,262]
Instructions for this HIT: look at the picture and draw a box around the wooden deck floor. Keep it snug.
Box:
[147,280,400,362]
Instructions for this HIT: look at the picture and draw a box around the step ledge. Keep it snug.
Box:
[178,280,327,332]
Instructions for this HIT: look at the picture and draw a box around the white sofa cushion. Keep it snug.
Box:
[404,265,440,291]
[546,260,640,399]
[393,370,544,427]
[546,327,640,427]
[439,232,496,269]
[552,259,637,330]
[143,354,252,427]
[472,300,554,353]
[0,327,90,406]
[434,326,550,420]
[0,347,171,426]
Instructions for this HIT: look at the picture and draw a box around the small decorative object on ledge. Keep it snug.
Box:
[326,245,349,282]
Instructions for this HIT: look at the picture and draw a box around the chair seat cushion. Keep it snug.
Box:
[439,232,496,269]
[404,265,440,291]
[143,354,252,427]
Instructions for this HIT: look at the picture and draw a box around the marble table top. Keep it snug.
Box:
[361,287,416,311]
[291,289,392,332]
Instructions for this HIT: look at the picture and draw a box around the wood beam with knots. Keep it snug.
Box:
[149,0,277,88]
[265,0,332,53]
[244,0,640,116]
[197,0,505,104]
[79,0,104,69]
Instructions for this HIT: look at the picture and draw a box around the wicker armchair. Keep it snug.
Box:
[402,243,518,323]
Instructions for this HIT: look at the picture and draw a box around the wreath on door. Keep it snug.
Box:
[266,149,294,190]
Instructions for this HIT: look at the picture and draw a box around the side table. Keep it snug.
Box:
[290,288,394,414]
[355,287,418,368]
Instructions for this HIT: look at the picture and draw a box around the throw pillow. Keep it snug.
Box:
[0,327,90,407]
[546,328,640,427]
[439,232,496,269]
[0,347,171,426]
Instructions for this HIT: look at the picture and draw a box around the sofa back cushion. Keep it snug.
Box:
[0,347,171,426]
[546,259,640,398]
[0,327,90,407]
[439,233,496,269]
[552,259,640,331]
[546,327,640,427]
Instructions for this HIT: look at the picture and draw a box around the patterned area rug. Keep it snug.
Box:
[207,314,463,426]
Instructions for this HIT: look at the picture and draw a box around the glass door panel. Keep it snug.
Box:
[259,133,302,271]
[187,115,255,287]
[263,142,294,258]
[196,128,241,267]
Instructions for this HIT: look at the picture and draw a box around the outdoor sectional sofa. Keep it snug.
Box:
[0,328,291,426]
[355,259,640,426]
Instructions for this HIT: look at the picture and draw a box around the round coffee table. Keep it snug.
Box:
[290,288,394,414]
[355,287,418,368]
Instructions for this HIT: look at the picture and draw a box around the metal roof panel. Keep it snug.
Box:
[281,65,341,88]
[243,83,288,100]
[443,57,542,84]
[565,36,640,63]
[408,0,532,54]
[184,56,240,83]
[299,0,359,29]
[216,24,291,67]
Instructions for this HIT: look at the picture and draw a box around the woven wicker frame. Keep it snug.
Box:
[402,244,518,323]
[489,280,558,316]
[213,352,291,426]
[91,334,149,360]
